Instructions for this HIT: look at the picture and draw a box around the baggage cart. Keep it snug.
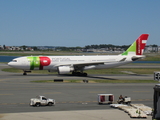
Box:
[98,94,114,104]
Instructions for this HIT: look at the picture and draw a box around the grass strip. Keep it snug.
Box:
[31,80,158,83]
[2,68,56,74]
[2,68,160,74]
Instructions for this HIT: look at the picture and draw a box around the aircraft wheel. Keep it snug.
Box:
[72,72,87,76]
[77,72,81,76]
[83,73,87,76]
[72,71,76,76]
[72,72,80,76]
[23,72,27,75]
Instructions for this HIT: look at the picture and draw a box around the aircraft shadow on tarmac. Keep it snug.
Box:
[9,73,117,80]
[59,74,117,80]
[128,74,150,76]
[9,72,150,80]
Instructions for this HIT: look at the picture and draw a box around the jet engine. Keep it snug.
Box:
[58,66,74,74]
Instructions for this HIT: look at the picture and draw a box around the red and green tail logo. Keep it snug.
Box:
[122,34,149,55]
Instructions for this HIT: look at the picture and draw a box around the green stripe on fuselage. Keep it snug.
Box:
[27,57,40,70]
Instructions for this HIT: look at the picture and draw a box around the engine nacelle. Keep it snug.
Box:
[58,66,74,74]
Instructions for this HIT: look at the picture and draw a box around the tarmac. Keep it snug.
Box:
[0,63,154,120]
[0,109,152,120]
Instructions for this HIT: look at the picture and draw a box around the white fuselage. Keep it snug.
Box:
[7,34,149,75]
[8,55,132,72]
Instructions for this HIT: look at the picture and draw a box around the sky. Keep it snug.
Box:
[0,0,160,47]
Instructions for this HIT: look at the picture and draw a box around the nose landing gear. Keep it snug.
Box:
[23,70,31,75]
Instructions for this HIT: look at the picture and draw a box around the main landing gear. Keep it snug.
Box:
[72,71,88,76]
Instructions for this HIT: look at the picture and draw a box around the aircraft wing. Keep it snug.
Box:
[54,61,105,67]
[54,57,127,68]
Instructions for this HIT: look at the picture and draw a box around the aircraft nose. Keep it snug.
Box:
[8,62,12,67]
[8,61,15,67]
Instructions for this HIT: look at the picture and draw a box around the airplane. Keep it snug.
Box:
[8,34,149,76]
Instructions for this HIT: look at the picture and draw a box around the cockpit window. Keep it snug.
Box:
[12,60,17,62]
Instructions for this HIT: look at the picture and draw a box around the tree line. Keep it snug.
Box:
[0,44,159,51]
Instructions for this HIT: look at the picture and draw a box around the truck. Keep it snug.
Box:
[30,96,55,107]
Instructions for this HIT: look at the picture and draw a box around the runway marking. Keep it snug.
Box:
[20,103,26,104]
[0,99,153,106]
[89,91,106,93]
[133,91,150,93]
[44,92,61,94]
[82,103,88,104]
[0,94,13,96]
[145,99,151,101]
[1,103,7,105]
[10,103,16,105]
[69,101,74,103]
[131,99,152,101]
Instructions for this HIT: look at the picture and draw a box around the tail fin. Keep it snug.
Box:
[121,34,149,56]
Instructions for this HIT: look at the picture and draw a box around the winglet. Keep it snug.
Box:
[121,34,149,56]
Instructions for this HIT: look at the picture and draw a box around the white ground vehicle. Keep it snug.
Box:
[30,96,55,107]
[117,96,131,104]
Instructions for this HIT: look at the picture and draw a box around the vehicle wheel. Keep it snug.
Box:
[35,103,40,107]
[119,101,122,104]
[48,102,53,106]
